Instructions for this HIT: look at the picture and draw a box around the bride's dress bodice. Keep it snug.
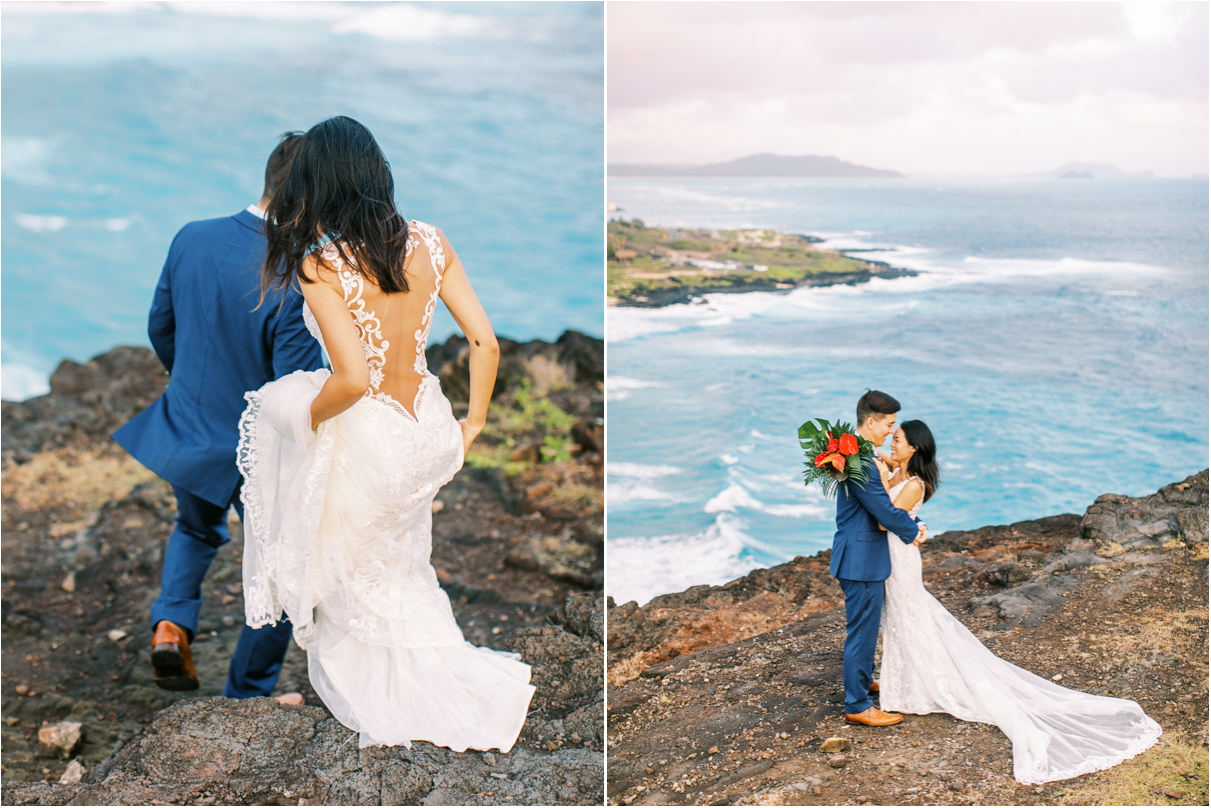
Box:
[885,474,924,586]
[879,475,1161,783]
[300,220,464,515]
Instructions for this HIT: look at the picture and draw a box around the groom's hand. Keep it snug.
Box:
[913,523,928,546]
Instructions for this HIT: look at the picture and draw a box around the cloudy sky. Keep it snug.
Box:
[608,1,1208,176]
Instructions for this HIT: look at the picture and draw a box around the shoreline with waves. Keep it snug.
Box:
[606,218,917,308]
[605,177,1208,609]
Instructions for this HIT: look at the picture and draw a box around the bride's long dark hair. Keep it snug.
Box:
[901,419,940,502]
[260,116,410,306]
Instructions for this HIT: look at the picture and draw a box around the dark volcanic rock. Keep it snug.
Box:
[607,471,1208,806]
[2,592,603,806]
[614,264,918,309]
[2,331,604,470]
[3,695,601,806]
[1,347,167,467]
[1080,471,1208,548]
[431,330,603,412]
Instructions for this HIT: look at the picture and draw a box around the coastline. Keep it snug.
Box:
[607,220,918,309]
[608,253,917,308]
[606,471,1209,806]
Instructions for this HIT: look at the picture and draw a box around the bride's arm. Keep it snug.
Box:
[436,231,499,452]
[298,257,371,428]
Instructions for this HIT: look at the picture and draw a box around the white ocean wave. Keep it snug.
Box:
[607,376,660,401]
[607,462,685,505]
[607,295,768,343]
[1,362,50,401]
[762,502,829,518]
[1,136,59,186]
[607,307,695,343]
[333,3,500,41]
[704,479,830,520]
[15,213,68,232]
[704,481,763,513]
[609,462,682,479]
[606,513,766,607]
[607,481,679,505]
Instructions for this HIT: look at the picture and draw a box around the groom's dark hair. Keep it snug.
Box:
[856,389,900,425]
[262,131,304,199]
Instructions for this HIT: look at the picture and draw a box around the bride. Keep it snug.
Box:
[235,116,535,752]
[874,419,1162,784]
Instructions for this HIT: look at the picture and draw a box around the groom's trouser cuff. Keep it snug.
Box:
[223,618,293,698]
[150,485,236,642]
[839,577,883,714]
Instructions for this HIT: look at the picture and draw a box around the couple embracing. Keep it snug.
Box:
[827,390,1162,784]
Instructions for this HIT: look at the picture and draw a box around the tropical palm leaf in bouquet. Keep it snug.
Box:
[798,418,875,498]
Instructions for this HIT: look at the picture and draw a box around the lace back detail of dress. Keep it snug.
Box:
[409,221,446,376]
[305,220,447,421]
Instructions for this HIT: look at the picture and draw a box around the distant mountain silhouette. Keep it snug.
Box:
[609,153,903,178]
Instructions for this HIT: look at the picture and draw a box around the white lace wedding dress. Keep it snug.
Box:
[235,221,535,752]
[880,475,1162,783]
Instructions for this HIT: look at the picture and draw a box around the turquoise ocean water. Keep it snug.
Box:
[607,176,1208,605]
[1,2,603,400]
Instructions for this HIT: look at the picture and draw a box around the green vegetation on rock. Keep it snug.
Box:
[607,218,887,304]
[465,376,579,477]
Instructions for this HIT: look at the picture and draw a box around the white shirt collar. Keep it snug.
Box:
[246,203,268,220]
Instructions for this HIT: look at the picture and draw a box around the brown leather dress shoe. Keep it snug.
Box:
[152,620,199,691]
[869,680,880,694]
[844,706,903,726]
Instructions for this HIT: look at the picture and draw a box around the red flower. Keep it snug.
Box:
[838,433,859,456]
[826,437,839,452]
[815,451,847,472]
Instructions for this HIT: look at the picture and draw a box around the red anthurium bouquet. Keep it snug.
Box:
[799,418,875,497]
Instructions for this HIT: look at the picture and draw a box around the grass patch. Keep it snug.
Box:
[1055,731,1208,805]
[463,377,579,477]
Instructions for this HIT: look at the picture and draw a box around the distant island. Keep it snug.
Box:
[608,153,903,178]
[607,219,914,307]
[1038,161,1155,180]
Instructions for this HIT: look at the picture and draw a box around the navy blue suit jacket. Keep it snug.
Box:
[112,209,324,507]
[829,457,921,582]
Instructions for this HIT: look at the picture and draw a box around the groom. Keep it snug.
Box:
[112,132,324,700]
[830,389,925,727]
